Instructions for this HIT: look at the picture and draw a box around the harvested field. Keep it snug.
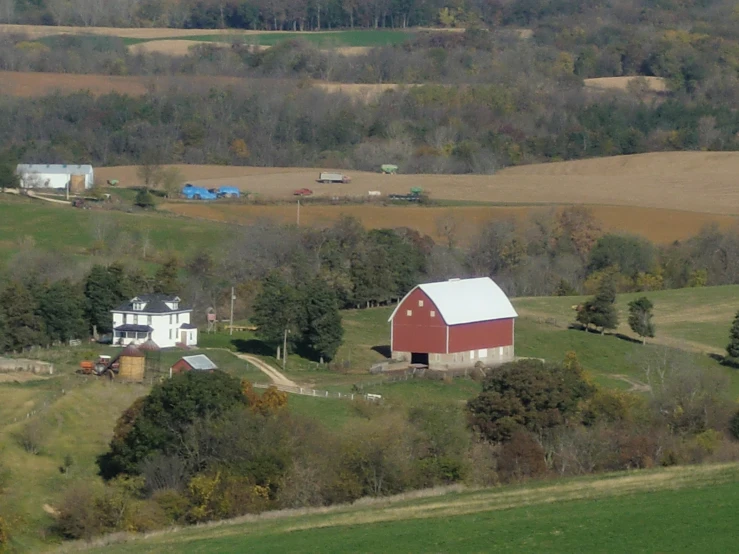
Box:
[0,70,405,99]
[101,152,739,215]
[159,202,739,245]
[0,24,317,39]
[129,39,232,56]
[584,76,668,92]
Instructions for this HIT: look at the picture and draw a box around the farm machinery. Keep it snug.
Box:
[79,355,115,378]
[389,187,424,202]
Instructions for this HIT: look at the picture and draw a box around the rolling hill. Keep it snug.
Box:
[67,462,739,553]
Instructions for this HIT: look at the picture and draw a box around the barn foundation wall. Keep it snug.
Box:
[391,345,514,370]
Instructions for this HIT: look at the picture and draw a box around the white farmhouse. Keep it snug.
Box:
[111,294,197,349]
[16,164,94,191]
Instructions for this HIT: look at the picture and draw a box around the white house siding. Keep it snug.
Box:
[112,310,195,348]
[17,165,94,190]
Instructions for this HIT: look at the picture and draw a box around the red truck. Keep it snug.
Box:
[293,188,313,196]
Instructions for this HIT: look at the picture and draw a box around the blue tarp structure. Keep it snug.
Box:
[218,186,240,198]
[182,184,217,200]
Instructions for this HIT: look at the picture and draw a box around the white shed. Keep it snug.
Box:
[16,164,94,191]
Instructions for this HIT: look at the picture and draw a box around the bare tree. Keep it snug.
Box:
[435,211,461,249]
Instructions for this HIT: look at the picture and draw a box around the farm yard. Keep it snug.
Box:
[4,5,739,550]
[95,152,739,215]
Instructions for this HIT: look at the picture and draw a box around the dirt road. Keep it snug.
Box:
[236,353,297,387]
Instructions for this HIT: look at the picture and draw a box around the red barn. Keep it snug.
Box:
[388,277,518,370]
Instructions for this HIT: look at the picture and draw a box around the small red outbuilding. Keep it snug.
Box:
[388,277,517,370]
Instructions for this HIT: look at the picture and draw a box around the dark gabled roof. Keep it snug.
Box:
[113,293,191,314]
[180,323,198,330]
[114,324,154,333]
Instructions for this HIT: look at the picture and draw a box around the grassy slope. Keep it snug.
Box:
[80,462,739,553]
[513,285,739,354]
[0,196,229,263]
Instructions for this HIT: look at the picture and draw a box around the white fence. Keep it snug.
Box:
[252,382,381,402]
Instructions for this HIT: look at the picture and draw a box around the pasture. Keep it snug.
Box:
[77,462,739,553]
[0,195,230,262]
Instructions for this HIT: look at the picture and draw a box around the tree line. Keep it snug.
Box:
[2,0,737,36]
[49,350,739,541]
[8,210,739,355]
[2,81,739,175]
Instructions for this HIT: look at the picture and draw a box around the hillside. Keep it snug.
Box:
[68,462,739,553]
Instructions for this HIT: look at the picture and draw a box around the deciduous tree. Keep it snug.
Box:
[0,281,45,350]
[628,296,655,344]
[300,277,343,361]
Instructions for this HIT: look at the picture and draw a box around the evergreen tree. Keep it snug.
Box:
[0,158,18,189]
[301,278,344,362]
[153,256,181,295]
[0,281,45,350]
[39,280,88,343]
[252,272,302,348]
[134,188,155,209]
[576,275,618,333]
[83,265,129,334]
[628,296,655,344]
[726,311,739,360]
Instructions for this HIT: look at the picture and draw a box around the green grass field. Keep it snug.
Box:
[78,462,739,553]
[513,285,739,354]
[0,196,229,263]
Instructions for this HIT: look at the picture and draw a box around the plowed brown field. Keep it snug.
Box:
[0,71,403,99]
[159,202,739,244]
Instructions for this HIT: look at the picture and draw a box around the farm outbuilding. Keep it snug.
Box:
[115,345,146,381]
[388,277,518,370]
[170,354,218,376]
[16,164,94,191]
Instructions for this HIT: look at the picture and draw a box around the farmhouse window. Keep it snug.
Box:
[123,314,127,324]
[418,300,424,307]
[169,330,172,340]
[176,314,180,324]
[134,315,139,325]
[406,310,412,316]
[169,314,173,324]
[430,311,436,318]
[147,316,152,325]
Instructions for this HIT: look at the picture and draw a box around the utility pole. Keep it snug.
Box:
[296,198,300,226]
[283,328,289,371]
[229,287,235,336]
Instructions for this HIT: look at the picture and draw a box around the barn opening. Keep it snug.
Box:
[411,352,429,365]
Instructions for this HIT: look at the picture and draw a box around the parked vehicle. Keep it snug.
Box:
[381,164,398,174]
[294,188,313,196]
[317,172,351,184]
[389,187,424,202]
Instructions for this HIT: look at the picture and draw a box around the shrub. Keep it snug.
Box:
[497,431,547,482]
[17,419,47,455]
[56,483,103,540]
[152,489,190,524]
[730,410,739,440]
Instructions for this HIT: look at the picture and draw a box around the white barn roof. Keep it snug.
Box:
[16,164,93,175]
[181,355,218,371]
[389,277,518,326]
